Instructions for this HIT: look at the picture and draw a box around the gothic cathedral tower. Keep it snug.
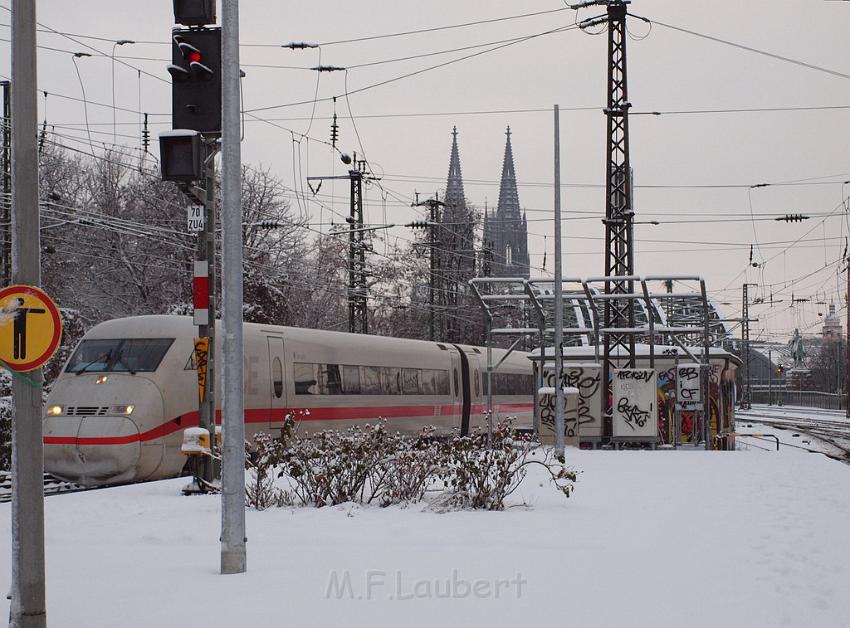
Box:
[439,126,477,342]
[483,126,530,278]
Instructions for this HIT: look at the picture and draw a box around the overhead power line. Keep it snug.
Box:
[0,6,571,48]
[244,23,580,113]
[640,15,850,82]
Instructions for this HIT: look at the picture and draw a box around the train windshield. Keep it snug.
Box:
[66,338,174,374]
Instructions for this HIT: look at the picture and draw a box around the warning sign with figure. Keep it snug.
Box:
[0,285,62,372]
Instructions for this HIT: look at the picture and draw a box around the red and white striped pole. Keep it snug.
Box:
[193,260,209,326]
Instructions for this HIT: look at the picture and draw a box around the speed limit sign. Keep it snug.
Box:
[187,205,205,233]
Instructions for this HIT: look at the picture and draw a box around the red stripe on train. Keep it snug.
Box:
[43,402,534,446]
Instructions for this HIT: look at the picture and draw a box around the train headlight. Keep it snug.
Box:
[110,404,135,416]
[46,405,63,416]
[95,375,108,385]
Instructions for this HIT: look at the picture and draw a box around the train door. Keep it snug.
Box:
[267,337,287,428]
[451,345,472,436]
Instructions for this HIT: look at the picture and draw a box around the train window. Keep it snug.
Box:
[420,369,436,395]
[402,368,420,395]
[272,358,283,398]
[66,339,115,373]
[342,365,361,395]
[381,367,401,395]
[294,363,317,395]
[361,367,382,395]
[66,338,174,374]
[317,364,343,395]
[435,370,450,395]
[478,372,532,396]
[453,369,459,396]
[473,370,480,397]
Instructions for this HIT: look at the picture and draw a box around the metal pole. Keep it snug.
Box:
[673,351,680,448]
[348,171,356,334]
[429,200,437,341]
[199,140,217,485]
[846,259,849,417]
[741,283,753,410]
[553,105,565,458]
[220,0,246,575]
[10,0,46,626]
[486,337,493,443]
[1,80,11,287]
[768,348,772,406]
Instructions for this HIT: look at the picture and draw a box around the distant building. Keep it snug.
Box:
[822,303,843,341]
[483,126,530,278]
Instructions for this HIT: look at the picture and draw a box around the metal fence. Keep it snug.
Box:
[749,388,846,411]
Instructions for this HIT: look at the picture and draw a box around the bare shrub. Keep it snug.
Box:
[245,415,577,511]
[434,420,576,511]
[278,418,394,507]
[245,432,291,510]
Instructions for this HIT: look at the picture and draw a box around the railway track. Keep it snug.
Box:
[0,472,82,503]
[737,408,850,462]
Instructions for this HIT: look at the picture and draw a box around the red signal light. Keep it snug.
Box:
[187,50,202,63]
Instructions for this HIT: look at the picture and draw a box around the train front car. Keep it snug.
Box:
[44,316,195,486]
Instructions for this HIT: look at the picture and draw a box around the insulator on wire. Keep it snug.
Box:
[775,213,809,223]
[38,120,47,154]
[330,113,339,148]
[142,113,150,153]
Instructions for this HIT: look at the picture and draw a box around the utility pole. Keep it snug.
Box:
[10,0,47,625]
[768,348,773,406]
[1,80,11,287]
[553,104,565,458]
[220,0,246,575]
[411,196,446,342]
[308,155,377,335]
[479,240,493,346]
[571,1,636,442]
[846,257,849,417]
[349,157,369,334]
[197,140,217,485]
[741,283,757,410]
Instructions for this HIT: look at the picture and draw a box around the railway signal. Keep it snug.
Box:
[173,0,216,26]
[168,27,222,135]
[158,129,202,183]
[159,2,222,494]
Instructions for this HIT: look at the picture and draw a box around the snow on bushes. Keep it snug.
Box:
[245,415,577,512]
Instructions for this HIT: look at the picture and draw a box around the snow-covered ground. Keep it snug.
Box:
[2,442,850,628]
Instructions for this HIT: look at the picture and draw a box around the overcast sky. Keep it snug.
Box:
[3,0,850,342]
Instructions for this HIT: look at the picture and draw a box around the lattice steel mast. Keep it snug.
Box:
[573,0,636,440]
[349,157,369,334]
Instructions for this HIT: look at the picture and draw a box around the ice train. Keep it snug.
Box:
[43,316,535,486]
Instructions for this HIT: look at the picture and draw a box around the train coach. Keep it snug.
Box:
[43,315,534,486]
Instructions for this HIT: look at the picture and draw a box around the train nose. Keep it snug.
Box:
[44,415,141,486]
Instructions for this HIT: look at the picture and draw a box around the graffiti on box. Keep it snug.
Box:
[538,365,602,438]
[613,368,657,438]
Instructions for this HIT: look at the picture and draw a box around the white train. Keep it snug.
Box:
[43,315,535,486]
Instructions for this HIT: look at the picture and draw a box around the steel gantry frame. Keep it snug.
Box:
[470,275,715,448]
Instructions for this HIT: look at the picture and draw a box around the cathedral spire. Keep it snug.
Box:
[444,125,466,221]
[492,126,529,278]
[496,125,520,221]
